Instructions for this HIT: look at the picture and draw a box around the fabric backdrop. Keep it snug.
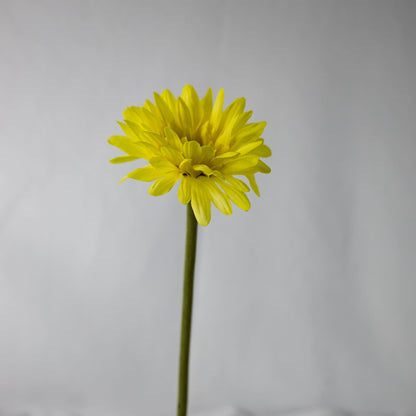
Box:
[1,1,415,415]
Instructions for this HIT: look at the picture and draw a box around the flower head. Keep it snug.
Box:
[108,85,271,226]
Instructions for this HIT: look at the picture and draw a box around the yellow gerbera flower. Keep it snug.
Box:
[108,85,271,226]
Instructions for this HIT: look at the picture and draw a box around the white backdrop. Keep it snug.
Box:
[1,1,415,415]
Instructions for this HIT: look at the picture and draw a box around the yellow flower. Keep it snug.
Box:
[108,85,271,226]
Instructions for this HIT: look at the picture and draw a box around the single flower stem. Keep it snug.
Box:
[177,203,198,416]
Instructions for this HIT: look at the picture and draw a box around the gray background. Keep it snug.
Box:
[1,0,415,415]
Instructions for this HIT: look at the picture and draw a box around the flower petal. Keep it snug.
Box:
[161,146,184,165]
[221,155,259,174]
[148,172,180,196]
[235,121,267,142]
[179,158,194,172]
[129,106,162,132]
[211,170,225,180]
[178,175,191,204]
[205,180,232,215]
[153,92,175,125]
[161,89,178,116]
[181,85,201,126]
[200,88,213,122]
[123,120,143,139]
[124,120,165,147]
[257,160,271,174]
[108,136,158,159]
[183,140,202,162]
[164,127,183,151]
[246,173,260,197]
[177,97,193,136]
[117,121,136,138]
[144,99,157,114]
[222,97,246,129]
[138,130,165,147]
[193,164,213,176]
[122,165,162,182]
[191,179,211,226]
[109,155,139,164]
[211,88,224,131]
[149,157,179,172]
[231,110,253,134]
[234,140,263,155]
[215,178,251,211]
[199,145,215,164]
[214,151,240,159]
[224,175,250,192]
[252,144,272,158]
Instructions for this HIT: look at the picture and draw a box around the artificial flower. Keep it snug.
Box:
[109,85,271,226]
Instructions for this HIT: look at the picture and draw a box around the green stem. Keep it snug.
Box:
[177,203,198,416]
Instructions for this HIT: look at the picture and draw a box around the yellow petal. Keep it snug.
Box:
[246,173,260,197]
[118,120,166,148]
[161,89,178,116]
[193,164,213,176]
[214,130,233,153]
[143,142,161,158]
[178,175,191,204]
[214,151,240,160]
[224,175,250,192]
[231,111,253,134]
[221,155,259,174]
[117,121,136,138]
[205,180,232,215]
[153,92,175,124]
[122,106,141,124]
[252,144,272,158]
[177,97,193,135]
[191,179,211,226]
[222,97,246,128]
[211,88,224,129]
[148,172,180,196]
[149,157,178,172]
[123,108,160,132]
[183,140,202,162]
[132,107,162,131]
[257,160,271,174]
[144,99,157,114]
[108,135,146,156]
[123,120,143,140]
[179,159,198,177]
[164,127,183,151]
[124,120,164,144]
[234,140,263,155]
[200,88,213,122]
[110,155,139,164]
[211,170,225,180]
[161,146,184,165]
[123,165,162,182]
[199,145,215,164]
[235,121,267,142]
[215,178,251,211]
[138,130,165,147]
[199,121,212,145]
[181,85,200,126]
